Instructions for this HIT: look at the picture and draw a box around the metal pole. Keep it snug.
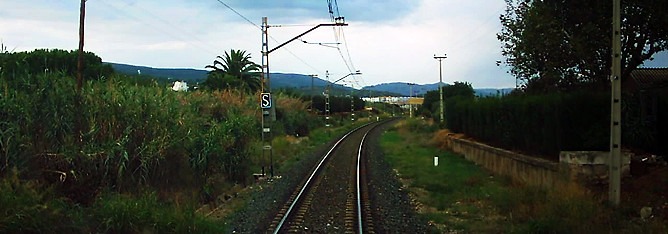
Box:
[350,88,355,121]
[609,0,622,206]
[434,54,447,123]
[325,70,331,127]
[260,18,346,152]
[309,74,317,112]
[409,83,413,118]
[324,71,360,125]
[261,17,269,177]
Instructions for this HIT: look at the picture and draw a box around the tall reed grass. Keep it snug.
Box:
[0,72,260,203]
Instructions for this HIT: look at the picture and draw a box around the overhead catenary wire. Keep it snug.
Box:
[338,28,357,73]
[326,0,363,87]
[213,0,324,74]
[95,0,223,60]
[446,7,505,55]
[214,0,261,30]
[327,0,364,83]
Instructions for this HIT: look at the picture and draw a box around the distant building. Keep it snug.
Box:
[362,96,409,104]
[171,81,189,92]
[626,68,668,91]
[625,68,668,155]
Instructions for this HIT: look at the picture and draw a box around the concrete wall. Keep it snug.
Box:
[442,134,570,189]
[559,151,630,181]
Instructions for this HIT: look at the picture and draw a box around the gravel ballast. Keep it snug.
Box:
[226,119,430,233]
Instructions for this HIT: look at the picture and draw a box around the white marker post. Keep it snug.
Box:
[434,156,439,166]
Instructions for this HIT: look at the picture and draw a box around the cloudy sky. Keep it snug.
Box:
[1,0,665,88]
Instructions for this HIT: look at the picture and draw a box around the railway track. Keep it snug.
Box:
[267,120,390,233]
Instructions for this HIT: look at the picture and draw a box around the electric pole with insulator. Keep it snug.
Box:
[609,0,622,206]
[434,54,447,123]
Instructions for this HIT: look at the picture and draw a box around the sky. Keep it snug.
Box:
[0,0,665,89]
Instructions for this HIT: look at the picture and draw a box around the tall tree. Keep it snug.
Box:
[498,0,668,93]
[203,49,261,93]
[420,81,475,119]
[0,49,113,80]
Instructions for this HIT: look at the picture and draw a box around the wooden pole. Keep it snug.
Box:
[77,0,86,91]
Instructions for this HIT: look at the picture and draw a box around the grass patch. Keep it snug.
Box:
[381,120,505,232]
[91,192,225,233]
[380,119,667,233]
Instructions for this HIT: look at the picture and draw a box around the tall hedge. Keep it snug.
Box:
[446,91,667,159]
[446,92,610,158]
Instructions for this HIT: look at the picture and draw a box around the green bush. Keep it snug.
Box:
[446,92,610,158]
[0,174,79,233]
[0,175,225,233]
[404,118,436,133]
[91,192,225,233]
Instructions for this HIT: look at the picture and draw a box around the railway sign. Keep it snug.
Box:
[260,93,272,109]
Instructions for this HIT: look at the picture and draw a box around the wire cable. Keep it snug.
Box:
[213,0,323,74]
[339,28,357,72]
[95,0,222,59]
[325,0,358,75]
[213,0,261,30]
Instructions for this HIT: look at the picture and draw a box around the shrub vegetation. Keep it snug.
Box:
[0,49,326,231]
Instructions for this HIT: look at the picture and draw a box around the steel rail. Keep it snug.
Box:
[272,122,373,234]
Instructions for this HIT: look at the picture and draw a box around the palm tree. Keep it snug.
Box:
[204,49,261,93]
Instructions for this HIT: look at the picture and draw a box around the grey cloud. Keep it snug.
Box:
[211,0,418,23]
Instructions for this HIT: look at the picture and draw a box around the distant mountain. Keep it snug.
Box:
[362,82,447,97]
[474,88,515,97]
[107,62,513,96]
[107,62,355,92]
[108,63,207,83]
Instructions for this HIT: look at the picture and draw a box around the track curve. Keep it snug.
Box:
[268,120,393,233]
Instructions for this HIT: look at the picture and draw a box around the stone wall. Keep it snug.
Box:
[442,134,570,189]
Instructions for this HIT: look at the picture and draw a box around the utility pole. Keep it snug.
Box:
[408,83,415,118]
[325,71,361,124]
[77,0,86,91]
[434,54,446,123]
[609,0,622,206]
[260,17,346,178]
[309,74,318,112]
[325,71,331,127]
[261,17,271,177]
[350,87,355,121]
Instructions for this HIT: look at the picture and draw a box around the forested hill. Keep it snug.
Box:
[108,63,208,83]
[107,62,362,92]
[107,62,513,96]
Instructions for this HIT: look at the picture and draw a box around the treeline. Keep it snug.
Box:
[0,48,113,80]
[272,88,365,114]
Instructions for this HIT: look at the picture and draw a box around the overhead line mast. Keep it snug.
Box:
[260,17,348,178]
